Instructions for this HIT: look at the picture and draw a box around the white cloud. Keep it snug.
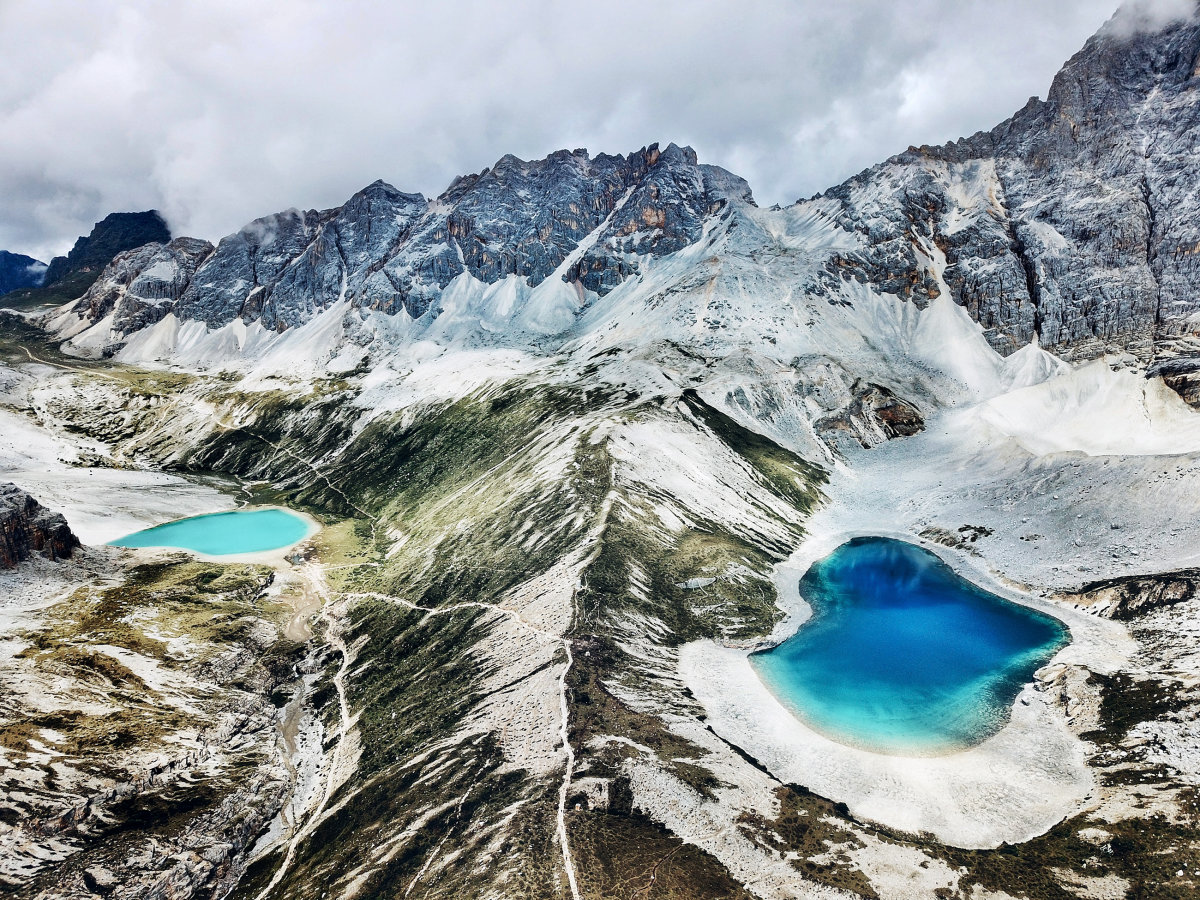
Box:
[1102,0,1196,37]
[0,0,1131,260]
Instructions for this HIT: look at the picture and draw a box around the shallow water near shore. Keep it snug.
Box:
[751,536,1069,756]
[110,507,313,556]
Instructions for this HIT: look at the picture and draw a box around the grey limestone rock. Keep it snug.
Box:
[73,143,744,335]
[1148,355,1200,406]
[0,482,80,568]
[63,5,1200,369]
[817,5,1200,361]
[175,207,329,330]
[815,380,925,449]
[1063,568,1200,619]
[77,237,214,335]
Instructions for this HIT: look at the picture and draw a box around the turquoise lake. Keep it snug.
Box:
[750,537,1069,755]
[110,508,313,556]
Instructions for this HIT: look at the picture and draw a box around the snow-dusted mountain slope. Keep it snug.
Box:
[48,7,1200,390]
[7,5,1200,900]
[52,143,738,354]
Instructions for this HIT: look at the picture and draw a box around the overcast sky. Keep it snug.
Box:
[0,0,1184,260]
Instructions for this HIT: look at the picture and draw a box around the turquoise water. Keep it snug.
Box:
[110,508,312,556]
[751,537,1068,755]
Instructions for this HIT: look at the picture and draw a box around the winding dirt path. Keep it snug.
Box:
[221,415,610,899]
[254,565,357,900]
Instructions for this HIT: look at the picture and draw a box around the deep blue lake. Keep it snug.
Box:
[750,537,1068,755]
[110,508,313,556]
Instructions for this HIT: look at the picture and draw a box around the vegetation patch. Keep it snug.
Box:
[681,389,825,514]
[570,807,756,900]
[1081,672,1191,747]
[4,558,285,769]
[736,785,879,898]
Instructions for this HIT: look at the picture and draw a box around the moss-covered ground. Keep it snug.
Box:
[16,353,1195,900]
[177,374,837,898]
[1,552,305,896]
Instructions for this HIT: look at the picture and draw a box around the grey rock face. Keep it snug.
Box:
[175,208,329,330]
[73,143,743,335]
[815,381,925,449]
[0,482,80,567]
[78,237,214,335]
[437,149,630,287]
[1148,355,1200,406]
[819,156,1038,353]
[818,6,1200,360]
[82,867,117,895]
[569,146,751,294]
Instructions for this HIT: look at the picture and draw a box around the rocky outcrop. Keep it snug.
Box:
[76,237,214,335]
[566,144,749,294]
[0,250,46,296]
[9,211,171,309]
[42,211,171,290]
[815,380,925,448]
[82,867,117,895]
[1063,569,1200,620]
[0,483,80,567]
[1148,355,1200,407]
[919,524,994,554]
[818,5,1200,361]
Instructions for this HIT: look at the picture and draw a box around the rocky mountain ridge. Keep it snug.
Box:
[49,5,1200,377]
[820,5,1200,360]
[60,143,736,344]
[42,211,171,290]
[8,212,170,310]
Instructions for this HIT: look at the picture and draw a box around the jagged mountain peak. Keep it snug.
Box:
[653,140,699,166]
[43,211,171,288]
[790,2,1200,361]
[1,210,171,309]
[57,139,753,348]
[441,141,708,200]
[49,10,1200,376]
[1006,1,1200,150]
[354,178,424,205]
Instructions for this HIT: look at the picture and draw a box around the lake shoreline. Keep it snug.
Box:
[750,536,1071,757]
[110,505,323,566]
[679,494,1133,848]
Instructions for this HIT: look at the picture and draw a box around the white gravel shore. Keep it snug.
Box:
[677,393,1167,849]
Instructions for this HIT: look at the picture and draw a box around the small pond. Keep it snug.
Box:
[110,508,313,556]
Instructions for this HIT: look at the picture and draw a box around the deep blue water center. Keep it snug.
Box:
[750,537,1069,755]
[110,508,312,556]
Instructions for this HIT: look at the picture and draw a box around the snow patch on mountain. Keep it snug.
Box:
[975,359,1200,456]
